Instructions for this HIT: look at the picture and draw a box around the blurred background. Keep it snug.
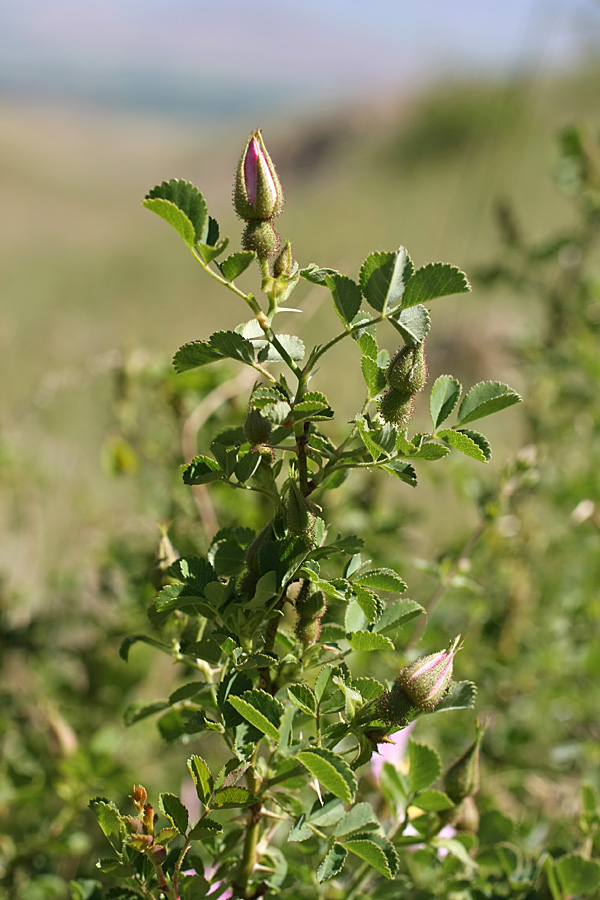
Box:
[2,1,600,896]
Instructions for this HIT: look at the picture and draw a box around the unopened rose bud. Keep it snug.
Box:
[244,407,272,446]
[377,388,415,427]
[396,636,463,711]
[285,478,317,536]
[386,342,427,394]
[273,240,295,278]
[444,719,485,804]
[234,129,284,221]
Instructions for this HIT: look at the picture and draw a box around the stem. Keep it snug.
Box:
[233,747,262,898]
[172,837,191,898]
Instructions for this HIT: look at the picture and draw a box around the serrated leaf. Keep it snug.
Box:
[89,799,123,851]
[349,631,394,651]
[408,741,441,793]
[381,459,418,487]
[287,815,312,842]
[434,837,477,869]
[458,428,491,461]
[182,455,223,485]
[402,262,470,309]
[173,341,223,373]
[188,817,223,840]
[335,802,380,838]
[357,332,378,359]
[359,248,414,314]
[355,567,407,593]
[227,690,283,741]
[314,665,334,703]
[297,747,357,803]
[187,756,213,806]
[219,251,255,281]
[159,793,189,834]
[353,586,383,623]
[123,699,169,726]
[300,263,340,285]
[375,597,424,633]
[196,236,229,264]
[361,356,388,397]
[457,381,522,426]
[211,786,254,808]
[209,330,255,365]
[389,304,431,344]
[437,429,487,463]
[556,854,600,894]
[144,179,207,247]
[317,844,348,882]
[353,677,385,700]
[287,684,317,717]
[325,273,362,325]
[431,680,477,713]
[413,789,455,811]
[342,832,399,879]
[259,334,305,364]
[430,375,462,429]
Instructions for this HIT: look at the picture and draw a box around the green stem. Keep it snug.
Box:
[172,837,191,898]
[233,747,262,898]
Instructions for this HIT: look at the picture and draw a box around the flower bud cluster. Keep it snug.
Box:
[375,636,462,726]
[378,342,428,428]
[234,129,285,260]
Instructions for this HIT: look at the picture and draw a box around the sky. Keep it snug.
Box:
[0,0,599,117]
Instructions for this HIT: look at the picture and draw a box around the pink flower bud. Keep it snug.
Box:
[396,635,463,711]
[234,129,284,221]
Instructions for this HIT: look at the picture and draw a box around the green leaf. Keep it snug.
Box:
[380,459,417,487]
[315,665,335,703]
[297,747,357,803]
[458,429,491,461]
[94,858,131,876]
[89,799,123,852]
[359,248,414,314]
[143,179,207,247]
[413,789,455,811]
[227,690,284,741]
[287,684,317,717]
[402,262,470,309]
[408,741,441,793]
[335,802,380,838]
[258,334,306,364]
[355,567,407,593]
[556,854,600,895]
[196,236,230,264]
[219,251,256,281]
[300,263,340,285]
[342,832,399,879]
[173,341,223,373]
[434,837,477,869]
[348,631,394,651]
[209,330,255,365]
[159,793,189,834]
[188,817,223,841]
[325,273,362,325]
[457,381,522,426]
[357,332,378,359]
[478,810,514,843]
[353,677,385,700]
[389,304,431,344]
[124,699,169,725]
[317,844,348,882]
[430,375,462,429]
[375,597,424,633]
[182,455,223,486]
[437,428,488,463]
[361,356,388,397]
[211,786,254,808]
[119,633,170,662]
[432,680,477,713]
[187,756,213,806]
[353,586,383,623]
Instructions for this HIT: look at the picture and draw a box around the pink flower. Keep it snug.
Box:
[370,722,415,785]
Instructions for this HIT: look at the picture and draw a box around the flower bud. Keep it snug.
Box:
[285,478,317,536]
[377,388,415,427]
[386,343,427,394]
[234,129,284,221]
[444,720,485,804]
[395,635,463,712]
[242,220,281,259]
[273,240,295,278]
[244,407,272,446]
[131,784,148,811]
